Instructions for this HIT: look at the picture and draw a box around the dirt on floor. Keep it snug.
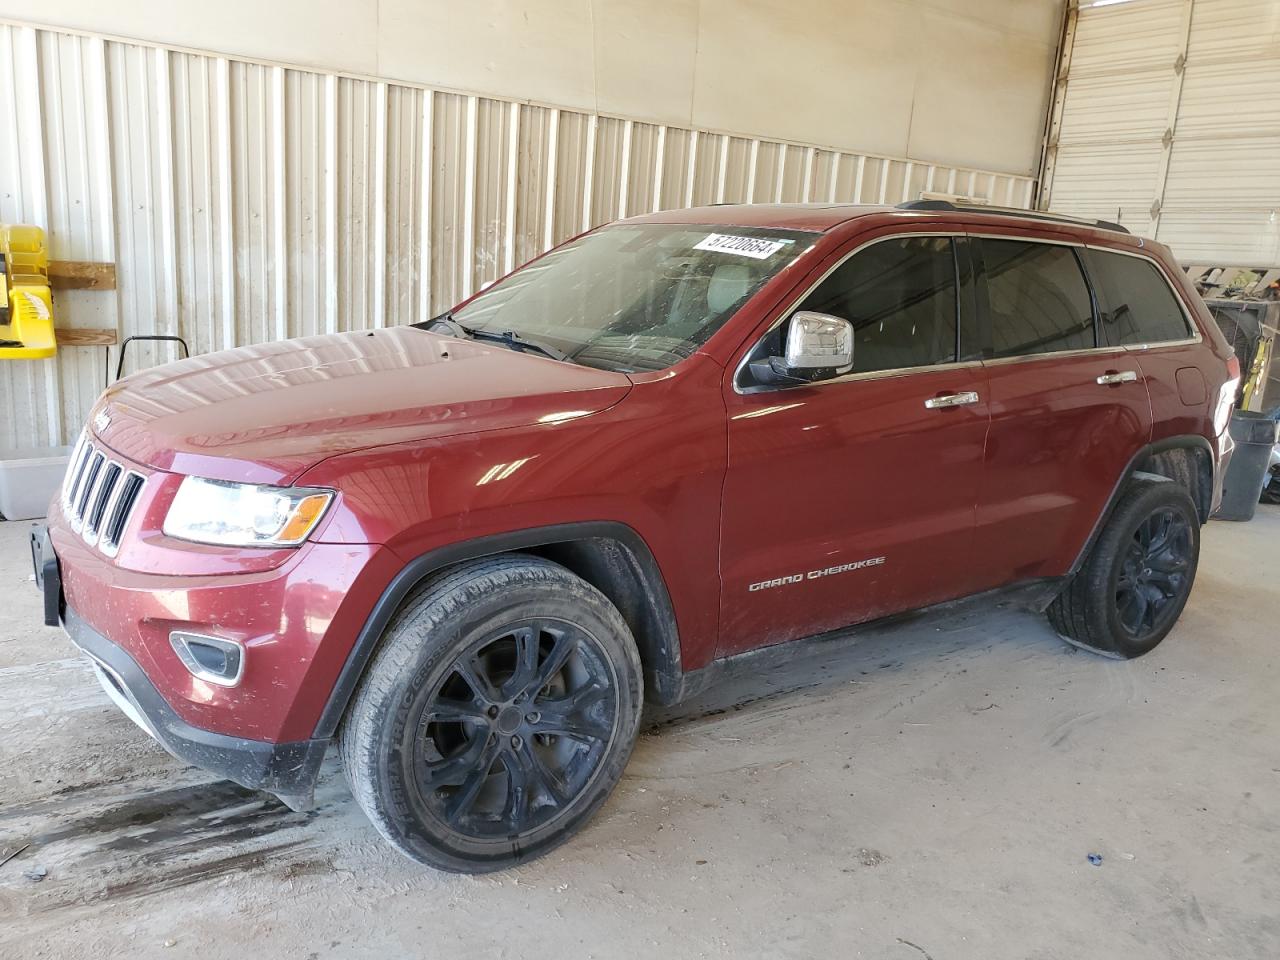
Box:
[1,509,1278,960]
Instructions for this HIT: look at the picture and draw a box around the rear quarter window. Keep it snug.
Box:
[1083,249,1193,347]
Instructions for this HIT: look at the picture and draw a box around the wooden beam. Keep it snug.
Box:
[47,260,117,290]
[54,327,117,346]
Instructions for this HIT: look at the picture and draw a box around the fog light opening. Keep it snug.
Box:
[169,631,245,687]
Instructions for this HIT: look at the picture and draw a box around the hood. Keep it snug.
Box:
[89,327,633,484]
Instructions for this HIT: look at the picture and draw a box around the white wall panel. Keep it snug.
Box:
[37,30,114,444]
[2,0,1062,175]
[0,20,1035,450]
[1043,0,1280,269]
[283,69,330,341]
[1,24,57,447]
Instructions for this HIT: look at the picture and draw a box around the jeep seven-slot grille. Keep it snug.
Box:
[62,433,147,557]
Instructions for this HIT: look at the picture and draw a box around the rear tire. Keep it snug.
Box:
[339,554,643,872]
[1047,479,1200,659]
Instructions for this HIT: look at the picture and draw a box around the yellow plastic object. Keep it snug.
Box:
[1241,336,1270,411]
[0,223,56,359]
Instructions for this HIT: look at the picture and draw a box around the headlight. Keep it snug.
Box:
[163,477,333,547]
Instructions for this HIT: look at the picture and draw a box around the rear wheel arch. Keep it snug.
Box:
[1069,434,1214,578]
[1049,477,1200,658]
[1134,440,1213,523]
[313,522,683,739]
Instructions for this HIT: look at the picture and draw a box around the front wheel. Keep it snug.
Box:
[340,555,643,872]
[1047,479,1200,659]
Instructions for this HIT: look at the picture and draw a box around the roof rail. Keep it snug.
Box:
[896,199,1130,235]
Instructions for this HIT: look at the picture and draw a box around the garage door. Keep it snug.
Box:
[1042,0,1280,269]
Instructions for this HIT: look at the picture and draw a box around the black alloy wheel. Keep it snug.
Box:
[1046,478,1200,659]
[340,555,643,872]
[1114,506,1193,640]
[412,618,618,840]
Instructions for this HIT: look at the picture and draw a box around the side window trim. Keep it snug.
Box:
[968,236,996,360]
[1071,245,1102,349]
[948,236,962,363]
[1073,243,1105,349]
[732,231,976,394]
[955,236,986,361]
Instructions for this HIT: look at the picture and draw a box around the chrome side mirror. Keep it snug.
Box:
[784,311,854,372]
[747,311,854,386]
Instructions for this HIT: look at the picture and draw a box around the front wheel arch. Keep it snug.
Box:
[313,522,683,739]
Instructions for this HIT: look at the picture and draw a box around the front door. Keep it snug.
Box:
[717,234,991,657]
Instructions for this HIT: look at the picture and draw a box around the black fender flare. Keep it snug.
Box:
[312,521,683,738]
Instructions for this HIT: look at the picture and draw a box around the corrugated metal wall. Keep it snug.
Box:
[1042,0,1280,269]
[1,20,1036,450]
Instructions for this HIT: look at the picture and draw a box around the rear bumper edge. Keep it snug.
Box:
[64,605,328,809]
[1210,428,1235,518]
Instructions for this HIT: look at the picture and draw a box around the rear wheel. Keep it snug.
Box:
[340,555,642,872]
[1047,479,1200,659]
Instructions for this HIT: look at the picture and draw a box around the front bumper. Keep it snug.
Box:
[64,605,327,809]
[43,497,400,742]
[34,512,399,809]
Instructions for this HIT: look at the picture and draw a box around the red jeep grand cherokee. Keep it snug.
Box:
[33,200,1237,872]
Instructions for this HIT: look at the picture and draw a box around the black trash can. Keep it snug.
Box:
[1216,412,1280,521]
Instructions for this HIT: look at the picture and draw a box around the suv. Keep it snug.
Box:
[33,201,1238,872]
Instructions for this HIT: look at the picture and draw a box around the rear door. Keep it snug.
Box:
[717,232,991,656]
[1083,246,1208,441]
[970,235,1153,587]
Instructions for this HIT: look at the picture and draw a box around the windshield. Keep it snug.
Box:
[448,223,817,372]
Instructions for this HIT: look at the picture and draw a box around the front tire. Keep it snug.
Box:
[340,555,643,872]
[1047,479,1200,659]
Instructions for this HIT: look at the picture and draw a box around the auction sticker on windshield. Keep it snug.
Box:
[694,233,790,259]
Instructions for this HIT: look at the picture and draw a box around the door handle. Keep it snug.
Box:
[924,391,980,409]
[1096,370,1139,385]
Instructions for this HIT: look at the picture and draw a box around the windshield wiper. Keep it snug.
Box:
[413,312,570,363]
[467,328,570,362]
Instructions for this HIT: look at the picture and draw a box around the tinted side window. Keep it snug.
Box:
[1083,249,1192,346]
[797,236,958,374]
[982,239,1095,358]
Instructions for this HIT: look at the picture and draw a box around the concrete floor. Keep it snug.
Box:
[1,508,1277,960]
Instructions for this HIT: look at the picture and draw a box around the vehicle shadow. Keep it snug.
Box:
[643,591,1068,730]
